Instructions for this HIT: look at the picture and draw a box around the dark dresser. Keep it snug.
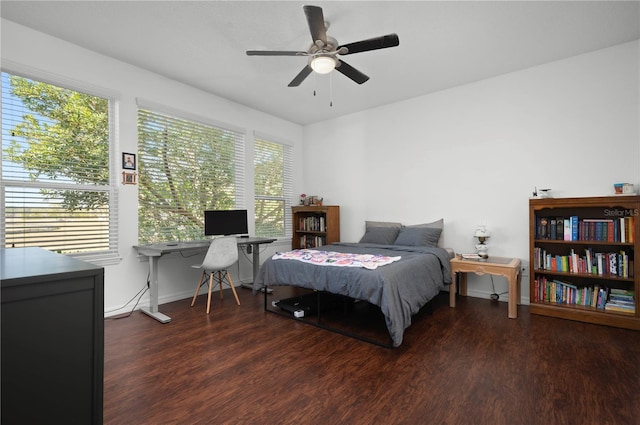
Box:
[1,247,104,425]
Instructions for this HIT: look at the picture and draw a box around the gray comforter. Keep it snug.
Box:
[254,242,452,347]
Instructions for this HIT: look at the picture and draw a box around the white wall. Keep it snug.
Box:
[302,40,640,302]
[1,19,304,314]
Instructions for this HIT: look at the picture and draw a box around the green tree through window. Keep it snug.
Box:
[254,138,292,238]
[1,72,115,257]
[137,108,245,243]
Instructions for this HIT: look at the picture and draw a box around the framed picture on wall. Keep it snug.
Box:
[122,152,136,170]
[122,171,137,185]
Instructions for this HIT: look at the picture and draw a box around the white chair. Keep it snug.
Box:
[190,236,240,314]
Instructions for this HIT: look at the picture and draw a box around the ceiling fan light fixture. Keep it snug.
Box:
[310,55,336,74]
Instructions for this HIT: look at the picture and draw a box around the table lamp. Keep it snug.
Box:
[474,225,491,259]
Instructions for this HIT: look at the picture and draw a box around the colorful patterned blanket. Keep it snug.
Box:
[272,249,401,270]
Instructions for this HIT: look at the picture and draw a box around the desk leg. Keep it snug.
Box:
[252,243,260,282]
[240,243,259,290]
[140,256,171,323]
[240,243,272,293]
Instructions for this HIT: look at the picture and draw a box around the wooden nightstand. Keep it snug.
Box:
[449,256,522,318]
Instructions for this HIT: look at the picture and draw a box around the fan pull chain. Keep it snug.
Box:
[313,71,318,97]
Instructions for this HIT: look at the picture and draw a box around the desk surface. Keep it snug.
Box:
[134,237,276,256]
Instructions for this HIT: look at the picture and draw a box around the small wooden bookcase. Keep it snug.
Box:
[529,195,639,330]
[292,205,340,249]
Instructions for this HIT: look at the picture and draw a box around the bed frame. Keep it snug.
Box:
[263,286,396,348]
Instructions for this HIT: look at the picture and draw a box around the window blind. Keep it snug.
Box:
[254,137,293,238]
[137,108,245,243]
[1,71,118,262]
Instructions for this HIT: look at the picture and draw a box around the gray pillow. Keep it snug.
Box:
[394,226,442,247]
[407,218,444,229]
[359,221,402,244]
[359,225,401,245]
[365,221,402,229]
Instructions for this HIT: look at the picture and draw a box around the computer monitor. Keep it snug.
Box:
[204,209,248,236]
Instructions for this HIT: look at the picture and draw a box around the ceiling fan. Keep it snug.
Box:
[246,5,399,87]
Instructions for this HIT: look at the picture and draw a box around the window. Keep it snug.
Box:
[137,108,245,243]
[254,137,293,238]
[1,71,117,263]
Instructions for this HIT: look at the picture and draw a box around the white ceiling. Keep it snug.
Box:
[2,1,639,125]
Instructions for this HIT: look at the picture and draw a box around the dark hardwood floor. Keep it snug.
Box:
[104,287,640,425]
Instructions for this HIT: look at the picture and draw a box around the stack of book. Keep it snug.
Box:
[604,289,636,314]
[535,215,635,242]
[299,235,326,248]
[533,276,608,308]
[298,215,325,232]
[533,247,632,278]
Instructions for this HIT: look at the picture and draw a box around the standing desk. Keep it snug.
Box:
[134,237,276,323]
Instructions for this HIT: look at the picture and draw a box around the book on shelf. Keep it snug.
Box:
[610,288,635,296]
[555,219,563,240]
[570,215,579,241]
[538,217,549,239]
[563,218,571,241]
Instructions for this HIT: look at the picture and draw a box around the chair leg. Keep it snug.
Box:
[206,272,214,314]
[191,271,207,307]
[226,271,241,306]
[218,271,224,300]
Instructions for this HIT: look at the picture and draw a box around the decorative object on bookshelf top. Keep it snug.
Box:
[308,196,323,206]
[531,187,552,199]
[614,183,635,195]
[298,194,324,206]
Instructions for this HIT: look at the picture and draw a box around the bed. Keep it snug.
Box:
[253,220,453,347]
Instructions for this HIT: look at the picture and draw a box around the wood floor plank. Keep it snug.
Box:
[104,288,640,424]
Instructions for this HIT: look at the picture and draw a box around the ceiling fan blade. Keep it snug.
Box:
[338,34,399,55]
[288,65,313,87]
[246,50,307,56]
[336,60,369,84]
[303,5,327,44]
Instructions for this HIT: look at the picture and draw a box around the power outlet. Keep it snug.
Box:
[520,262,529,277]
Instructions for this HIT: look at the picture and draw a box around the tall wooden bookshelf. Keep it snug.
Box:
[529,196,639,330]
[292,205,340,249]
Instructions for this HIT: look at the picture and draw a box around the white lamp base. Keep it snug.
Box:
[475,243,489,259]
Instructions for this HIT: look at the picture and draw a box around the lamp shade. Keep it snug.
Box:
[474,225,490,238]
[310,55,336,74]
